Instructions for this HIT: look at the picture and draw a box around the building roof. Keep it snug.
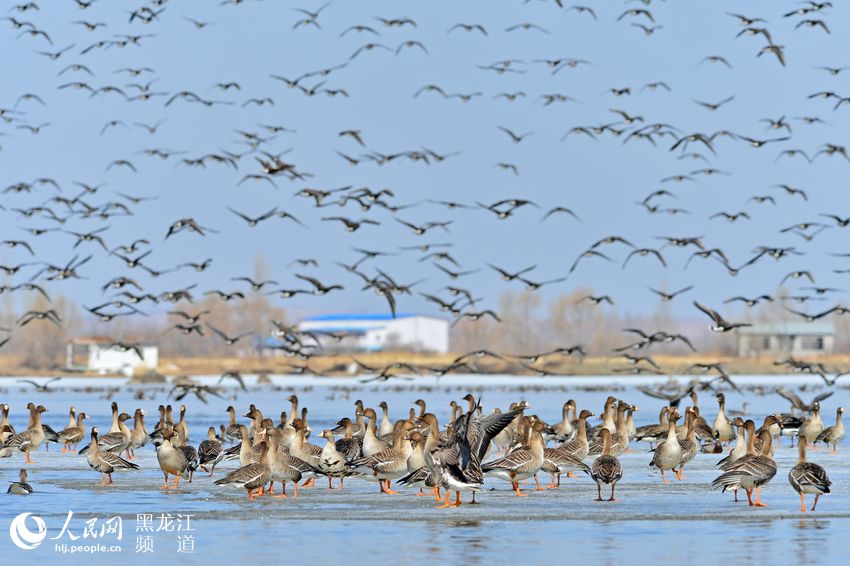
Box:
[738,322,835,336]
[302,313,439,322]
[69,336,112,345]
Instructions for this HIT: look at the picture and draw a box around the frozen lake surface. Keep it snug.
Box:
[0,374,847,564]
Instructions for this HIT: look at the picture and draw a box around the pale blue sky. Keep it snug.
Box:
[0,0,847,322]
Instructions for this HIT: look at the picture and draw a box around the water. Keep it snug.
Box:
[0,375,846,564]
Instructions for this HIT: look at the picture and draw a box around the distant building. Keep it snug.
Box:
[737,323,835,357]
[289,313,451,354]
[66,336,159,374]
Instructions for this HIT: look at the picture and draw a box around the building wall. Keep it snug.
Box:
[298,316,450,353]
[87,345,158,371]
[738,334,834,357]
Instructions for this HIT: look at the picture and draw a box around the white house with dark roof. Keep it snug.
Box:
[295,313,450,353]
[66,336,159,374]
[737,322,835,357]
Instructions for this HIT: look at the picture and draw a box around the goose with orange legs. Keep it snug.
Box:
[649,408,681,482]
[84,427,139,486]
[482,420,551,496]
[712,430,777,507]
[289,418,323,487]
[587,429,622,502]
[4,403,47,464]
[264,427,309,498]
[348,420,414,494]
[215,440,273,501]
[788,438,831,512]
[156,426,189,490]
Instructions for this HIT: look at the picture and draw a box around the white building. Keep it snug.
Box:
[66,336,159,374]
[295,313,450,353]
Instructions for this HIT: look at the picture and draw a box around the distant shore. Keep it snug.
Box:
[0,353,846,378]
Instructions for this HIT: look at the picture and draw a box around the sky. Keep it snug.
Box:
[0,0,848,325]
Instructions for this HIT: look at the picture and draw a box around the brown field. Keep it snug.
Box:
[1,352,849,378]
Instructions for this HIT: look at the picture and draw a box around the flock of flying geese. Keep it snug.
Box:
[0,0,849,371]
[1,387,844,512]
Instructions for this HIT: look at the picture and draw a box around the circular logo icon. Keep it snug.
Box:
[9,513,47,551]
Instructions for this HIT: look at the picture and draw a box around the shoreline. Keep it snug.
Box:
[1,353,848,378]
